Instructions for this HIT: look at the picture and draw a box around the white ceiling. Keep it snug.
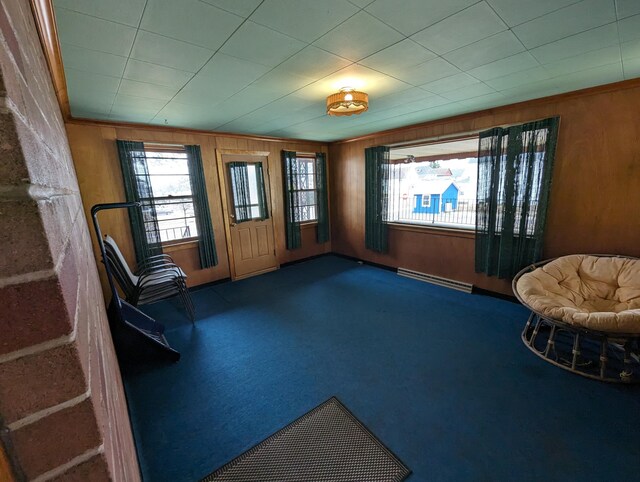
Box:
[54,0,640,141]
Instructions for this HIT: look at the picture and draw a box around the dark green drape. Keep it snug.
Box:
[116,139,162,264]
[282,150,301,249]
[228,162,269,223]
[315,152,330,244]
[185,145,217,268]
[475,116,560,278]
[365,146,391,253]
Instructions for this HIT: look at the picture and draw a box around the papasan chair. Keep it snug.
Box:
[513,254,640,383]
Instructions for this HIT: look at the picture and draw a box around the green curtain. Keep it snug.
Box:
[475,116,560,278]
[185,145,218,268]
[116,139,162,264]
[315,152,330,244]
[365,146,391,253]
[282,150,301,249]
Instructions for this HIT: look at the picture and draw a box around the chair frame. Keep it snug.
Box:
[513,255,640,383]
[104,236,195,322]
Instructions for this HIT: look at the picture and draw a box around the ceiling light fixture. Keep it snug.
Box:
[326,87,368,117]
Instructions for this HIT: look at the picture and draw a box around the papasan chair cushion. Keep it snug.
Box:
[516,255,640,334]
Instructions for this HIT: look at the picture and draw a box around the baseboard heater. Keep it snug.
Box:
[397,267,473,293]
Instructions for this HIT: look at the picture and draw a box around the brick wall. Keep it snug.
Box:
[0,0,140,480]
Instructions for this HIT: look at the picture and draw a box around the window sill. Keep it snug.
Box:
[388,223,475,239]
[162,239,199,252]
[300,221,318,228]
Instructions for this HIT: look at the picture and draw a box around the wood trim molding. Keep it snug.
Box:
[29,0,70,119]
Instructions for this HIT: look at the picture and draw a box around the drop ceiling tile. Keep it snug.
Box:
[110,112,156,123]
[467,52,540,81]
[140,0,243,50]
[279,46,353,79]
[59,43,127,78]
[512,0,616,49]
[411,2,507,55]
[112,94,168,111]
[250,69,313,96]
[551,61,624,91]
[394,57,461,85]
[358,39,437,74]
[444,31,525,71]
[458,92,508,110]
[616,0,640,19]
[55,0,146,27]
[618,14,640,42]
[197,53,271,90]
[220,21,306,67]
[420,73,480,94]
[117,79,179,100]
[529,23,619,64]
[199,0,264,18]
[498,78,563,101]
[486,0,579,27]
[68,89,116,113]
[221,111,281,131]
[65,68,121,93]
[251,0,359,43]
[55,8,136,56]
[172,80,240,107]
[123,60,193,88]
[542,45,621,77]
[70,108,111,120]
[374,94,450,117]
[211,85,284,120]
[131,30,214,72]
[364,0,477,36]
[153,101,230,128]
[313,11,404,61]
[621,39,640,60]
[623,57,640,78]
[109,109,156,123]
[373,87,439,111]
[348,0,375,7]
[485,66,551,91]
[441,82,496,101]
[265,94,319,115]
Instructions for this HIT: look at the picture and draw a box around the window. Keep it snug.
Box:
[227,162,269,222]
[386,137,478,230]
[289,156,317,223]
[144,148,198,243]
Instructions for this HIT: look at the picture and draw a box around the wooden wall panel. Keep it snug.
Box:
[66,122,330,297]
[330,81,640,296]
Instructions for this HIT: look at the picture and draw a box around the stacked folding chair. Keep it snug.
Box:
[103,235,195,322]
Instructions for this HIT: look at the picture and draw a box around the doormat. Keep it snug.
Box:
[201,397,411,482]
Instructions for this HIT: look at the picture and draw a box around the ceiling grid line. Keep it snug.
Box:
[106,0,150,117]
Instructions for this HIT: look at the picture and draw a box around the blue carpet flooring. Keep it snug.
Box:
[122,256,640,482]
